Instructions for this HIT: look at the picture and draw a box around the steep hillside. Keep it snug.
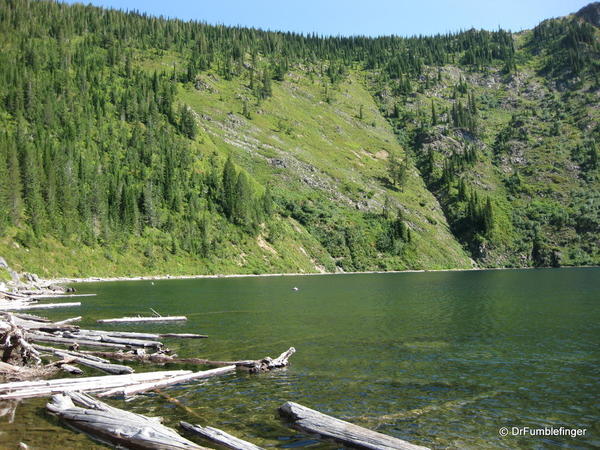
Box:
[0,0,597,277]
[373,9,599,267]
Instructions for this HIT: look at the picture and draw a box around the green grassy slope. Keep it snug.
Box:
[175,67,472,271]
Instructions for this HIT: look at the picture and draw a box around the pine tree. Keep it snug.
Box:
[221,156,237,219]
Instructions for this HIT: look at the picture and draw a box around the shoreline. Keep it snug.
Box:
[47,265,597,285]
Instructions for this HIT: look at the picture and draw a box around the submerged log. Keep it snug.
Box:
[279,402,429,450]
[180,422,263,450]
[0,369,191,399]
[98,365,236,398]
[47,392,205,449]
[97,316,187,324]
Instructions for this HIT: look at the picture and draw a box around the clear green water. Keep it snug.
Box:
[1,268,599,449]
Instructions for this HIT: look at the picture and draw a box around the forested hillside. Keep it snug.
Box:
[0,0,598,277]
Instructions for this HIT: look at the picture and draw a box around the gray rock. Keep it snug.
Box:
[0,256,8,269]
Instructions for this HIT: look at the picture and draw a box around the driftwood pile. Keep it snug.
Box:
[0,269,427,449]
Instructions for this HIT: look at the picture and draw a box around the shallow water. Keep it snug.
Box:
[1,268,599,449]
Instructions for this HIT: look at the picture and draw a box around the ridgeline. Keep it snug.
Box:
[0,0,598,277]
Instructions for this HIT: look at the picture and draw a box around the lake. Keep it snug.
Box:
[1,268,599,448]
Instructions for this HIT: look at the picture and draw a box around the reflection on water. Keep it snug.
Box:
[1,268,599,448]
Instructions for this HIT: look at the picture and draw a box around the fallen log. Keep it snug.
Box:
[32,294,95,299]
[84,347,296,373]
[0,369,191,399]
[1,302,81,311]
[54,316,82,325]
[25,332,129,349]
[181,422,263,450]
[159,333,207,339]
[47,392,205,449]
[97,315,187,324]
[278,402,429,450]
[11,313,50,323]
[60,364,84,375]
[50,350,133,375]
[98,365,236,398]
[32,344,112,363]
[74,330,207,341]
[63,331,163,348]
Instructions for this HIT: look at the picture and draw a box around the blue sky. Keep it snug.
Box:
[61,0,591,37]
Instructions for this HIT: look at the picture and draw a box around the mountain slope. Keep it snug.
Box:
[0,0,597,277]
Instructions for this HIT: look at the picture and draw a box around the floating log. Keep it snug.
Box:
[50,350,133,375]
[76,330,207,340]
[63,331,163,348]
[47,392,205,449]
[25,332,129,349]
[97,315,187,324]
[60,364,84,375]
[0,369,190,399]
[84,347,296,373]
[32,294,96,299]
[279,402,429,450]
[53,316,82,325]
[181,422,263,450]
[32,344,112,363]
[1,302,81,311]
[11,313,50,323]
[98,365,236,398]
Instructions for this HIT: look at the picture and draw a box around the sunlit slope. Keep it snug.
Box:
[180,69,473,270]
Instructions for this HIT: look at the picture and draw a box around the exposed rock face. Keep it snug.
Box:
[576,2,600,26]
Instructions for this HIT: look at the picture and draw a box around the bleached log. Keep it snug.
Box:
[32,294,95,299]
[64,331,163,348]
[51,350,134,375]
[98,365,236,398]
[11,313,50,323]
[54,316,82,325]
[78,330,207,340]
[84,347,296,372]
[25,332,129,349]
[60,364,84,375]
[0,370,190,399]
[97,315,187,324]
[279,402,429,450]
[1,302,81,311]
[47,392,205,449]
[1,315,42,365]
[180,422,263,450]
[32,344,112,363]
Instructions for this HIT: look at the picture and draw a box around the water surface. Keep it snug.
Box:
[1,268,599,448]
